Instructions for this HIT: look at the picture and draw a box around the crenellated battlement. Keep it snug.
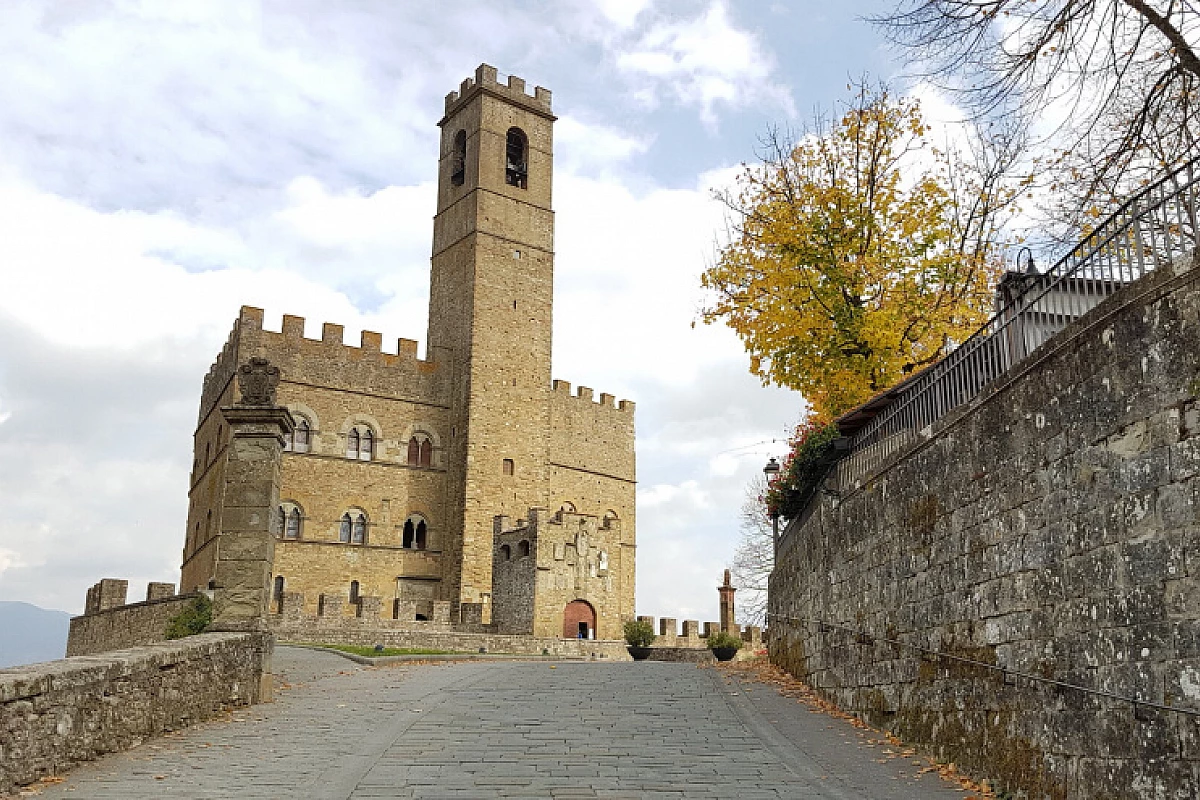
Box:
[199,320,243,424]
[443,64,553,119]
[551,380,634,413]
[239,307,435,366]
[635,614,763,650]
[194,307,451,416]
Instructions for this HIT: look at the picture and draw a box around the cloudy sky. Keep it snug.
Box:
[0,0,913,622]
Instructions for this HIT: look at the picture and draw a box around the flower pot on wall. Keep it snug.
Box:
[712,646,739,662]
[627,646,652,661]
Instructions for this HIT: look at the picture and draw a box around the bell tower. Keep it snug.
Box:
[428,64,557,607]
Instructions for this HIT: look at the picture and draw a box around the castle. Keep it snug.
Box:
[179,65,637,640]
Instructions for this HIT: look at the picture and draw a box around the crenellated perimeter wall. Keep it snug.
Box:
[770,252,1200,799]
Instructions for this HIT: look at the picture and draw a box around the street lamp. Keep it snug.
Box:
[763,457,781,553]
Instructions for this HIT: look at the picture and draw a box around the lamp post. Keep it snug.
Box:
[763,457,781,554]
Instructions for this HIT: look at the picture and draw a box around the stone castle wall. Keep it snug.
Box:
[67,591,198,657]
[770,253,1200,798]
[1,632,268,796]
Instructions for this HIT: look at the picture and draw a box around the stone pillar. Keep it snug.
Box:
[210,358,293,702]
[719,569,737,633]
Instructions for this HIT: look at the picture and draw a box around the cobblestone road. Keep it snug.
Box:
[32,647,966,799]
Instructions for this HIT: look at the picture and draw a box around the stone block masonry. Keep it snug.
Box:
[770,252,1200,799]
[67,592,198,657]
[0,632,268,796]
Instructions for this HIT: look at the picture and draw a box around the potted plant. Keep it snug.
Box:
[706,630,743,662]
[624,619,656,660]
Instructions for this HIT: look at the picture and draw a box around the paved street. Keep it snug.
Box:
[32,647,967,799]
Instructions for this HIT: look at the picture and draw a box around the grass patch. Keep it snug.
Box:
[306,643,457,657]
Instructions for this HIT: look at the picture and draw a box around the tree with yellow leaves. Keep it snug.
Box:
[700,82,1025,422]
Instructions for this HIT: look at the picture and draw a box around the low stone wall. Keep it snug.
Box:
[268,616,630,659]
[67,593,199,657]
[770,254,1200,798]
[0,632,269,795]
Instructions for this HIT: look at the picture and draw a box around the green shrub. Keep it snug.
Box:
[705,630,743,651]
[164,595,213,640]
[764,421,841,520]
[623,619,656,647]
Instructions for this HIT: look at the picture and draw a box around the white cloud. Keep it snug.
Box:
[614,1,792,125]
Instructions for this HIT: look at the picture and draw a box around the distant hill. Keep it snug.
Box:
[0,601,71,668]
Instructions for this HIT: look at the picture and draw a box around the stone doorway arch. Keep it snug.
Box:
[562,599,596,639]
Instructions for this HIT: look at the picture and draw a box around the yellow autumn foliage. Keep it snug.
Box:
[701,84,1013,422]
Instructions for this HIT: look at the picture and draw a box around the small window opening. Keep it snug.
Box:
[518,540,530,558]
[503,458,514,476]
[351,513,367,544]
[500,544,511,561]
[339,513,352,543]
[451,129,466,187]
[349,580,360,604]
[294,419,311,453]
[346,426,373,461]
[403,516,428,550]
[407,435,433,468]
[273,576,285,614]
[285,507,301,539]
[505,127,528,188]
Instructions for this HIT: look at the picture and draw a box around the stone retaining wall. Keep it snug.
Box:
[770,253,1200,798]
[67,593,199,657]
[0,632,269,795]
[268,617,630,659]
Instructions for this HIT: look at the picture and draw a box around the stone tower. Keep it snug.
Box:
[429,65,557,607]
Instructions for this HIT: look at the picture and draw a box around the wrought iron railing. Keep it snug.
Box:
[839,157,1200,487]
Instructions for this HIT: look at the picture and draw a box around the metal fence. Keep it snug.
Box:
[840,157,1200,486]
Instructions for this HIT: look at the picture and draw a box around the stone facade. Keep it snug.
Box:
[770,253,1200,798]
[178,65,636,640]
[0,632,268,796]
[491,508,629,640]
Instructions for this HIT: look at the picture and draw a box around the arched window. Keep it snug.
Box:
[505,127,528,189]
[407,435,433,468]
[603,510,618,528]
[518,540,530,558]
[339,513,352,543]
[284,506,302,539]
[349,580,360,604]
[500,544,511,561]
[345,426,374,461]
[294,419,311,453]
[351,512,367,544]
[402,515,428,550]
[451,129,466,187]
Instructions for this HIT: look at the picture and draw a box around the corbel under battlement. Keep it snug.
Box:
[551,379,635,413]
[443,63,553,119]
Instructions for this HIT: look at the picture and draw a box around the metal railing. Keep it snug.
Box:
[841,157,1200,486]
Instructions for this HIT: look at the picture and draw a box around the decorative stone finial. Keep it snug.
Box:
[236,357,280,406]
